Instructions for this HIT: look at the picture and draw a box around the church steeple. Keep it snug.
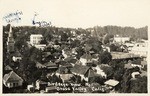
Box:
[8,25,13,37]
[7,25,15,53]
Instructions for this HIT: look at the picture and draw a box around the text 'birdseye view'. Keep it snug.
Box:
[2,0,148,94]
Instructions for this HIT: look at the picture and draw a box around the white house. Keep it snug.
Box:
[104,79,119,87]
[129,42,148,58]
[80,54,92,65]
[3,71,23,88]
[30,34,46,50]
[113,35,130,44]
[30,34,43,46]
[131,72,140,78]
[27,84,35,92]
[93,66,107,78]
[34,44,46,50]
[12,50,22,62]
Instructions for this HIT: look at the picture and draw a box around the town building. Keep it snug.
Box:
[111,52,140,60]
[30,34,43,46]
[104,79,119,89]
[12,50,22,62]
[113,35,130,44]
[30,34,46,50]
[129,42,148,58]
[3,71,23,88]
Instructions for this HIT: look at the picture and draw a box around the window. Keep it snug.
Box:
[13,83,15,87]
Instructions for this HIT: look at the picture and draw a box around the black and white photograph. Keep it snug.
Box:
[1,0,149,94]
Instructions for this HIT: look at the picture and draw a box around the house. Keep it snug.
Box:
[131,72,140,78]
[36,79,48,90]
[124,62,143,69]
[30,34,43,46]
[129,42,148,57]
[12,50,22,62]
[27,84,35,92]
[93,65,107,78]
[34,44,46,50]
[30,34,46,50]
[62,48,72,58]
[80,54,92,65]
[71,65,90,81]
[124,62,133,69]
[59,74,74,83]
[91,54,99,61]
[104,79,119,88]
[71,65,98,82]
[86,60,98,67]
[111,52,140,60]
[48,73,62,83]
[56,66,73,83]
[45,86,57,93]
[3,71,23,88]
[63,57,77,65]
[120,45,128,52]
[44,61,58,69]
[102,45,110,52]
[84,67,100,82]
[4,65,13,71]
[131,63,142,69]
[36,62,46,69]
[113,35,130,44]
[57,60,73,68]
[56,66,70,75]
[71,48,78,55]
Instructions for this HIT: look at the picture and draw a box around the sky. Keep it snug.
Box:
[0,0,150,28]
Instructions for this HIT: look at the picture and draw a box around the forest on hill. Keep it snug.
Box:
[87,26,148,40]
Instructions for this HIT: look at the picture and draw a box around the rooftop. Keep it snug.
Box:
[3,71,23,82]
[104,79,119,87]
[71,65,90,75]
[111,52,140,59]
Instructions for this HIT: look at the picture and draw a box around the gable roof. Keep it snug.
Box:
[56,66,69,74]
[57,60,73,68]
[64,57,77,64]
[36,62,46,68]
[44,61,57,68]
[4,65,13,71]
[71,65,90,75]
[111,52,140,59]
[12,50,22,57]
[80,54,92,60]
[85,68,97,78]
[3,71,23,82]
[104,79,119,87]
[60,74,73,81]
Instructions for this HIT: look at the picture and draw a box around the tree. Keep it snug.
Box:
[100,65,114,79]
[130,76,147,93]
[61,32,68,41]
[75,46,85,59]
[40,38,47,45]
[70,39,81,48]
[113,68,124,81]
[120,69,132,93]
[109,44,118,52]
[99,51,112,64]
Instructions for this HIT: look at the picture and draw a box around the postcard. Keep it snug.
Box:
[0,0,149,95]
